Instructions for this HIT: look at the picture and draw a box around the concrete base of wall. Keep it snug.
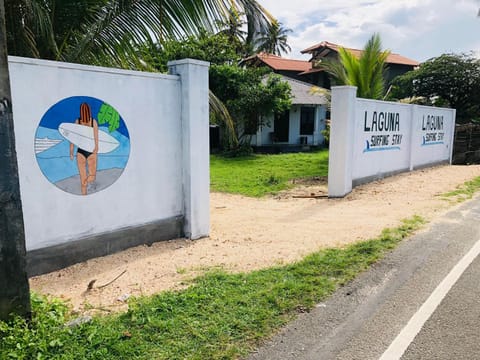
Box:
[27,216,184,276]
[351,160,450,189]
[411,160,450,171]
[352,168,410,188]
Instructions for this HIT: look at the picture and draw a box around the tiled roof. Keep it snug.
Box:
[241,52,312,72]
[275,75,328,105]
[298,67,324,76]
[301,41,419,66]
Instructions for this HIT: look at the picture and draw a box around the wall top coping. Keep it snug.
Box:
[8,56,178,81]
[332,86,454,113]
[356,97,413,108]
[167,58,210,68]
[356,97,455,112]
[331,85,358,90]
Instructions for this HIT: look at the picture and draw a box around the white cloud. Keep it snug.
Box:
[257,0,480,62]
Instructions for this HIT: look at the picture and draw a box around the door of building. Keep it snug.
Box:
[274,110,289,142]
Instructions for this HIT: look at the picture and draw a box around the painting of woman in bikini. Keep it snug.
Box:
[35,96,130,196]
[69,102,99,195]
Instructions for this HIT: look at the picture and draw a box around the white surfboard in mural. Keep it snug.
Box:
[58,122,119,153]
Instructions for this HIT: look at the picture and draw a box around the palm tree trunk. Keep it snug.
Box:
[0,0,31,322]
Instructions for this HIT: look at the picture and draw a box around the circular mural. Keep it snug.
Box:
[35,96,130,195]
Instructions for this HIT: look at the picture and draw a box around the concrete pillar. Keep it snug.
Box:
[328,86,357,197]
[168,59,210,239]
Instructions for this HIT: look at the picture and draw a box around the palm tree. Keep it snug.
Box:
[216,6,247,42]
[5,0,273,68]
[321,33,390,99]
[0,0,31,321]
[255,19,291,56]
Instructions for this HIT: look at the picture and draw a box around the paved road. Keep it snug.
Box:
[248,195,480,360]
[401,254,480,360]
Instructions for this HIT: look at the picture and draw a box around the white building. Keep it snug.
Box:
[251,75,329,151]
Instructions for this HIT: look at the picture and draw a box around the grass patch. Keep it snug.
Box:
[0,216,424,360]
[441,176,480,202]
[210,150,329,197]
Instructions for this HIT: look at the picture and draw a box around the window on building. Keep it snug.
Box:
[300,107,315,135]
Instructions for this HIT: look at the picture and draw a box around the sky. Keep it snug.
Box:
[256,0,480,63]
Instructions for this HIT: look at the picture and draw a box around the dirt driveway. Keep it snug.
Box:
[30,164,480,312]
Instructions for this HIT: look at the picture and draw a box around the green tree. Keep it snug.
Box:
[255,19,292,55]
[385,70,416,102]
[143,30,243,73]
[210,64,291,146]
[388,53,480,123]
[5,0,272,68]
[140,30,243,145]
[0,0,31,321]
[322,33,390,99]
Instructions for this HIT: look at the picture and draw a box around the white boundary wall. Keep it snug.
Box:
[328,86,456,197]
[9,57,210,254]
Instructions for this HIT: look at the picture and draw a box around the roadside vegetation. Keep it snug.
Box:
[0,216,424,360]
[210,150,329,197]
[441,176,480,202]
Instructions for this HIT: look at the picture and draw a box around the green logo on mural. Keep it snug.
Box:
[35,96,130,195]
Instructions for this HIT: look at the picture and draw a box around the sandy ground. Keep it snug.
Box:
[30,164,480,313]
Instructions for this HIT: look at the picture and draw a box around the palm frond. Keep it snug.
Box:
[322,33,390,99]
[209,89,238,146]
[5,0,54,58]
[320,56,348,86]
[358,33,390,98]
[338,47,360,86]
[240,0,273,47]
[6,0,272,69]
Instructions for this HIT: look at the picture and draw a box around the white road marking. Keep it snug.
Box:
[380,237,480,360]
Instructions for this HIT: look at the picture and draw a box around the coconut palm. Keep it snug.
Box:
[216,6,247,42]
[321,33,390,99]
[255,19,291,56]
[5,0,272,68]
